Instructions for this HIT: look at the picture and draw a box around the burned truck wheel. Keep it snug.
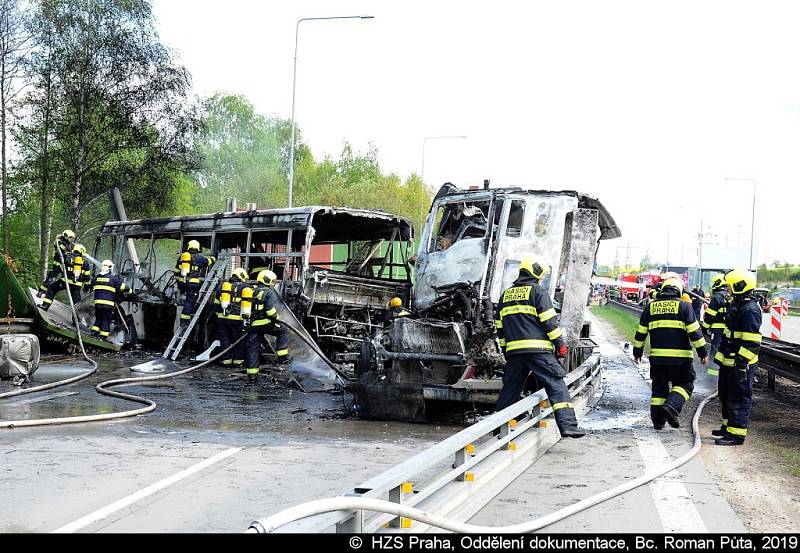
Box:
[356,338,376,377]
[350,331,427,422]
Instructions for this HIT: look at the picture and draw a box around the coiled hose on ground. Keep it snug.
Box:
[0,247,99,401]
[250,392,718,533]
[0,245,246,428]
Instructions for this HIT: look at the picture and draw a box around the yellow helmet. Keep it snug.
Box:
[187,239,201,252]
[681,293,692,303]
[256,269,277,286]
[710,273,726,290]
[72,243,87,255]
[724,269,756,295]
[231,267,248,282]
[519,256,549,280]
[661,277,684,294]
[388,297,403,309]
[61,229,76,241]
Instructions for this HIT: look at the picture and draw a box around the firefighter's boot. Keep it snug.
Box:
[662,404,680,428]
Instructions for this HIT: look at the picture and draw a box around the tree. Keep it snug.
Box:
[0,0,31,254]
[15,0,59,278]
[45,0,197,231]
[185,94,291,213]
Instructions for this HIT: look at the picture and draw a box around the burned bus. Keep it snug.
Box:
[351,184,621,421]
[93,206,414,368]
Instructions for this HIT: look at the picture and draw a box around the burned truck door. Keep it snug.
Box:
[487,195,579,305]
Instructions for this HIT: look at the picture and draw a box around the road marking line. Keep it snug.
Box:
[636,433,707,532]
[51,446,242,533]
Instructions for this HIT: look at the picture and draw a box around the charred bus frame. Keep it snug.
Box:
[94,206,414,362]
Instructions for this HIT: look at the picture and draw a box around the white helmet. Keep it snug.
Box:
[101,259,114,275]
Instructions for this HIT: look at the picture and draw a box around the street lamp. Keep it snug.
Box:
[287,15,375,209]
[421,135,467,184]
[724,178,757,270]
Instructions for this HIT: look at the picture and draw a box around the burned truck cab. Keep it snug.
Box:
[352,185,620,421]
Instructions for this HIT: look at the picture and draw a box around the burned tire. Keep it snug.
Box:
[357,338,377,377]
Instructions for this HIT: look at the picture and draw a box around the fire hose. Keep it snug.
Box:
[249,392,718,533]
[0,244,246,428]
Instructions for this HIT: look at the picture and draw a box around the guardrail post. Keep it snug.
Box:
[768,366,776,391]
[499,421,510,450]
[532,402,542,428]
[387,482,413,528]
[336,510,363,533]
[455,444,475,481]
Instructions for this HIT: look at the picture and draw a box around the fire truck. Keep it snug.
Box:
[617,274,646,303]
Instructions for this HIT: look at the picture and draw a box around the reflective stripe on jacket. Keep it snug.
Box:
[495,275,564,355]
[173,252,214,285]
[633,291,708,364]
[250,285,281,327]
[715,296,762,368]
[214,280,248,320]
[92,274,131,308]
[702,289,730,331]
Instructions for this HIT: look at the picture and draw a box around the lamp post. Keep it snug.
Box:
[420,135,467,184]
[724,178,757,270]
[287,15,375,208]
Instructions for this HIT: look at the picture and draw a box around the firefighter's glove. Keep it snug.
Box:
[557,345,568,359]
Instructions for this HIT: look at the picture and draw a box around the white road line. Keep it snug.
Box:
[636,433,707,532]
[51,446,242,534]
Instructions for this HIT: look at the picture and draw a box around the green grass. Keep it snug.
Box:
[589,304,641,342]
[761,440,800,477]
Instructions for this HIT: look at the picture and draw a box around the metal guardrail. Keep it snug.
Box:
[253,353,602,534]
[760,337,800,387]
[605,299,644,315]
[604,300,800,387]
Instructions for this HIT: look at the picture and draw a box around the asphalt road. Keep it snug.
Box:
[0,319,745,534]
[0,358,458,533]
[473,313,744,532]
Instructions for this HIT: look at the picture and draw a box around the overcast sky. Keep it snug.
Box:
[152,0,800,267]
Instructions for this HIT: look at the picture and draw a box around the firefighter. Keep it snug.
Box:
[633,277,708,430]
[712,269,761,446]
[691,284,705,321]
[173,240,215,326]
[244,269,291,381]
[90,260,134,340]
[38,229,75,300]
[384,297,411,325]
[494,256,585,438]
[215,267,249,368]
[40,242,87,311]
[702,273,730,371]
[247,244,273,281]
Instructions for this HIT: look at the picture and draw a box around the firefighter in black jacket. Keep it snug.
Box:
[244,270,291,381]
[40,242,89,310]
[633,277,708,429]
[712,269,762,446]
[38,229,75,301]
[702,273,730,373]
[213,268,248,367]
[91,260,134,339]
[173,240,215,326]
[495,257,585,438]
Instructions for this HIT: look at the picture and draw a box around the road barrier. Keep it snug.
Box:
[606,300,800,389]
[250,353,602,533]
[770,304,784,339]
